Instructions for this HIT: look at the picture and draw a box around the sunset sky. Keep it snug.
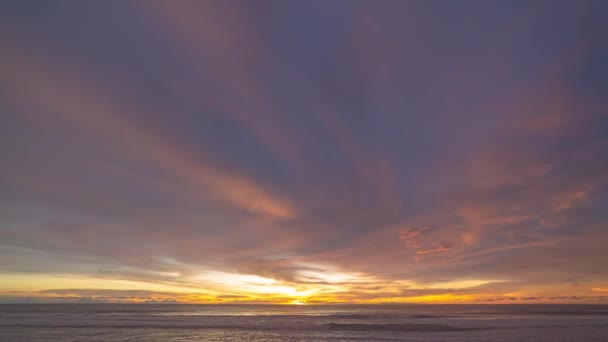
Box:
[1,0,608,304]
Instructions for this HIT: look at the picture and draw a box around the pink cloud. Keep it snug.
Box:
[417,242,454,255]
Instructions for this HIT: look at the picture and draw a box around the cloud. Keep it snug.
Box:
[0,1,607,304]
[0,45,295,219]
[134,0,306,167]
[417,242,454,255]
[38,289,179,297]
[400,228,424,241]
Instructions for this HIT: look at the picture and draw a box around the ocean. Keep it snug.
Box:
[1,304,607,341]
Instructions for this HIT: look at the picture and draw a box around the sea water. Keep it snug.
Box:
[1,304,608,341]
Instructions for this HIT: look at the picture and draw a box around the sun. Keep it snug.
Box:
[290,299,306,305]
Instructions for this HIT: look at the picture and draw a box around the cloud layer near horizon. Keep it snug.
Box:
[1,0,608,304]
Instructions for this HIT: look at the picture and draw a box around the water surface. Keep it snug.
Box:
[1,304,607,341]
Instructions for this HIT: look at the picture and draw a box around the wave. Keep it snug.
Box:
[326,323,466,332]
[5,322,608,334]
[317,313,455,320]
[326,322,608,332]
[4,322,468,333]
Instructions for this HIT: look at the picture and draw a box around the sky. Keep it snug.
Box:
[1,0,608,304]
